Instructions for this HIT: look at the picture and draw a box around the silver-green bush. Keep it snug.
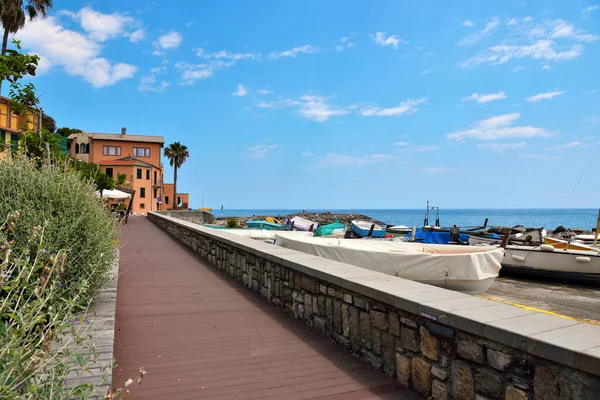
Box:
[0,157,119,305]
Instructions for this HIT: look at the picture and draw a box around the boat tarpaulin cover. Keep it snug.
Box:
[274,232,503,282]
[415,228,469,244]
[290,216,319,231]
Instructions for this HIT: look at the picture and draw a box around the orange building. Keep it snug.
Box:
[0,96,40,157]
[68,128,189,214]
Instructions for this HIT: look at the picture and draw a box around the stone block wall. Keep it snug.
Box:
[155,210,214,225]
[148,213,600,400]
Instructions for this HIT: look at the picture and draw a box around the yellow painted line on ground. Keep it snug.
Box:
[476,295,600,326]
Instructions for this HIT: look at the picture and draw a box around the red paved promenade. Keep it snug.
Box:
[112,217,420,399]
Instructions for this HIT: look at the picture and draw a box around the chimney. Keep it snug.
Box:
[121,127,126,137]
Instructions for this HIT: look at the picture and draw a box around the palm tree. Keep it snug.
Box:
[0,0,52,93]
[164,142,189,209]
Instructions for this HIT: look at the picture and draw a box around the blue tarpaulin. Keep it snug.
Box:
[415,228,469,244]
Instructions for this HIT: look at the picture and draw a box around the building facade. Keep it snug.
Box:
[0,96,39,156]
[68,128,188,215]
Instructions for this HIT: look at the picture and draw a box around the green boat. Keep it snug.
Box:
[314,219,346,237]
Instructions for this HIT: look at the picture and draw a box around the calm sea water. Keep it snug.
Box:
[218,209,600,230]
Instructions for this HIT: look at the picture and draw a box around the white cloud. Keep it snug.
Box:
[463,20,475,27]
[247,145,278,159]
[16,16,137,88]
[138,66,169,93]
[525,90,565,102]
[513,65,525,71]
[301,151,313,157]
[129,29,145,43]
[446,113,552,141]
[336,36,356,52]
[175,60,235,85]
[420,69,433,75]
[297,95,349,122]
[395,144,440,152]
[547,141,582,150]
[458,17,501,46]
[541,64,551,70]
[459,17,598,68]
[422,167,461,173]
[583,5,599,13]
[232,84,248,97]
[153,31,182,55]
[462,91,507,103]
[476,142,527,152]
[373,32,401,49]
[60,7,139,42]
[256,89,274,95]
[359,98,426,117]
[586,116,598,123]
[318,153,393,167]
[196,48,256,61]
[268,45,318,60]
[394,141,410,146]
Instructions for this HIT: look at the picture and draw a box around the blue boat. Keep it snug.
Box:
[415,228,469,244]
[351,220,386,238]
[246,220,293,230]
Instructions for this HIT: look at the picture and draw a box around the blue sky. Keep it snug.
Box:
[13,0,600,209]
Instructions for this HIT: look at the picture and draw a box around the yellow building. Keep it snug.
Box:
[0,95,39,153]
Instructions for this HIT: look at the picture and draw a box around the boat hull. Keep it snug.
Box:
[351,220,386,238]
[502,246,600,283]
[468,235,502,246]
[275,232,503,294]
[290,216,319,231]
[246,220,292,230]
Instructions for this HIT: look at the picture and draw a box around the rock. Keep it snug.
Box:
[343,293,353,304]
[313,316,326,335]
[341,303,350,337]
[487,349,513,371]
[432,366,448,381]
[327,287,336,297]
[475,368,503,398]
[319,284,327,294]
[301,276,316,293]
[381,332,396,375]
[364,350,383,370]
[359,312,371,350]
[333,300,342,334]
[505,385,528,400]
[354,297,366,309]
[372,329,382,355]
[452,361,475,400]
[441,355,450,368]
[396,354,411,386]
[317,296,325,316]
[411,357,432,396]
[370,310,389,331]
[457,336,484,364]
[389,312,400,337]
[420,325,440,361]
[432,379,448,400]
[325,297,334,333]
[400,326,418,352]
[511,376,529,390]
[304,294,313,318]
[401,317,418,328]
[294,273,302,290]
[350,307,360,351]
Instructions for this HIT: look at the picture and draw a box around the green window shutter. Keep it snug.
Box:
[1,130,5,144]
[10,133,18,151]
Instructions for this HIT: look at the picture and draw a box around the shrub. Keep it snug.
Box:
[0,157,118,305]
[226,218,238,228]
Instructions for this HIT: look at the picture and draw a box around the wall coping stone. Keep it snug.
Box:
[149,212,600,377]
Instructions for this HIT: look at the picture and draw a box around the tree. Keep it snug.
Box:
[56,127,83,137]
[164,141,189,209]
[41,112,55,132]
[0,0,52,94]
[73,161,115,195]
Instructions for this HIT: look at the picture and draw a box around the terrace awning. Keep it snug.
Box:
[98,189,132,200]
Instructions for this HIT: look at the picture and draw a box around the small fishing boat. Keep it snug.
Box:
[387,225,412,235]
[246,220,293,230]
[290,216,319,232]
[351,220,386,238]
[415,228,469,244]
[314,219,346,237]
[274,232,504,294]
[468,234,502,246]
[543,237,598,252]
[502,244,600,282]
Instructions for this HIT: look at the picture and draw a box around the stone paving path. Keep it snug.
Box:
[112,217,421,399]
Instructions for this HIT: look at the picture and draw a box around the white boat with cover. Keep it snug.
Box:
[273,232,504,294]
[290,216,319,232]
[502,244,600,281]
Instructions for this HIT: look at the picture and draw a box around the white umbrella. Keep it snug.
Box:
[98,189,132,199]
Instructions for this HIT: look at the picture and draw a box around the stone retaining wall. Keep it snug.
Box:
[148,212,600,400]
[155,210,214,225]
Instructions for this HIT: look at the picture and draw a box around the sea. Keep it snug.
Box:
[218,209,600,231]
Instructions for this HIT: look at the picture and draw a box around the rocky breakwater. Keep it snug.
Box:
[215,212,387,228]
